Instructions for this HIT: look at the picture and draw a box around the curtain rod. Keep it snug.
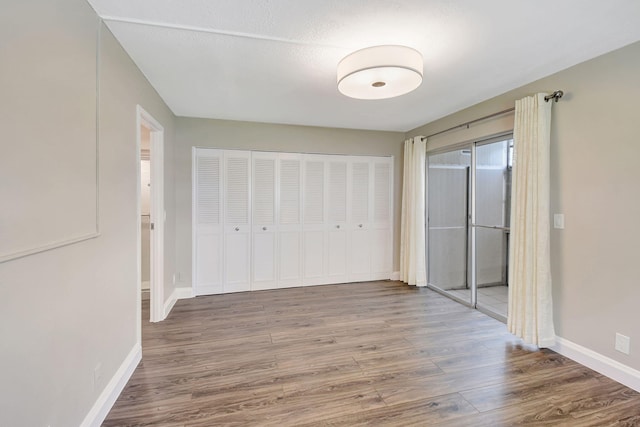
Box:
[422,90,564,140]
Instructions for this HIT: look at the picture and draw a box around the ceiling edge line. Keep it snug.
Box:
[100,15,347,50]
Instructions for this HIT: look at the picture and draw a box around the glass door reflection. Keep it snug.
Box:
[472,138,512,319]
[427,148,472,305]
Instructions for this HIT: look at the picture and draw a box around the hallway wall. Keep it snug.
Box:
[0,1,177,425]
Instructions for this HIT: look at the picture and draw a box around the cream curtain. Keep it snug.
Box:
[400,136,427,287]
[508,93,556,348]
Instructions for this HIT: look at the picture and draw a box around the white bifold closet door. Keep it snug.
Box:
[302,156,327,286]
[371,159,393,279]
[223,150,252,293]
[193,148,252,295]
[347,157,393,282]
[194,148,393,295]
[251,152,277,290]
[348,158,372,282]
[327,158,348,284]
[193,148,224,295]
[252,152,304,290]
[278,153,303,288]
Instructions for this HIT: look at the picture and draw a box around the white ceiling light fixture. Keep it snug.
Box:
[337,45,423,100]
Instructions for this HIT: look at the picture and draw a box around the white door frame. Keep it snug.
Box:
[136,105,165,336]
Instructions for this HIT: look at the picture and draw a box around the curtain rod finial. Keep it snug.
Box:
[544,90,564,103]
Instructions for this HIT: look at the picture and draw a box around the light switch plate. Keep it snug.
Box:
[553,214,565,229]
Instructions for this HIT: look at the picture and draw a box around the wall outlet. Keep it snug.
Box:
[615,333,631,355]
[553,213,565,229]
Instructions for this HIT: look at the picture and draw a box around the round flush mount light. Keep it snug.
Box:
[337,45,423,100]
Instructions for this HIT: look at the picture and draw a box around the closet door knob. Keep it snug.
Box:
[234,227,240,231]
[336,225,340,229]
[358,224,363,228]
[262,226,267,231]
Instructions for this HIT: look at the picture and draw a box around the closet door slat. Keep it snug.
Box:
[304,160,325,224]
[226,157,250,225]
[280,159,301,225]
[197,156,220,225]
[253,158,276,225]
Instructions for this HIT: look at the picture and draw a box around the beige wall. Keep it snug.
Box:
[174,118,404,287]
[101,25,177,306]
[0,1,176,425]
[1,2,98,260]
[409,41,640,371]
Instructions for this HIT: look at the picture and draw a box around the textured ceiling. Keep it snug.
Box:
[86,0,640,132]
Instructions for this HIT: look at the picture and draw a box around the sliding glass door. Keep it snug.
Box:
[428,149,471,305]
[427,136,513,320]
[472,138,512,319]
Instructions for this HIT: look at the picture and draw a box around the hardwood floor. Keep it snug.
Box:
[103,281,640,426]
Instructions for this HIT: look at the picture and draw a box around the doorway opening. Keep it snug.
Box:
[427,135,512,321]
[137,106,165,342]
[140,126,151,303]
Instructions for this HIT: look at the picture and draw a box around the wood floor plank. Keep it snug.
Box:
[432,382,640,427]
[372,363,522,406]
[460,365,605,412]
[300,392,479,426]
[102,281,640,426]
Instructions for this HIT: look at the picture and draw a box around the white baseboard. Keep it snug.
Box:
[163,286,194,319]
[163,289,178,319]
[552,336,640,392]
[390,271,400,281]
[175,286,194,300]
[80,343,141,427]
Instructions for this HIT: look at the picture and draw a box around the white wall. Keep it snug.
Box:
[0,1,176,425]
[174,118,404,288]
[409,41,640,373]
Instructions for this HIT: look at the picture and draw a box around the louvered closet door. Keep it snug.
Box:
[302,156,327,286]
[348,158,372,282]
[326,157,348,284]
[251,152,277,290]
[224,150,252,293]
[193,148,224,296]
[278,153,303,288]
[371,158,393,279]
